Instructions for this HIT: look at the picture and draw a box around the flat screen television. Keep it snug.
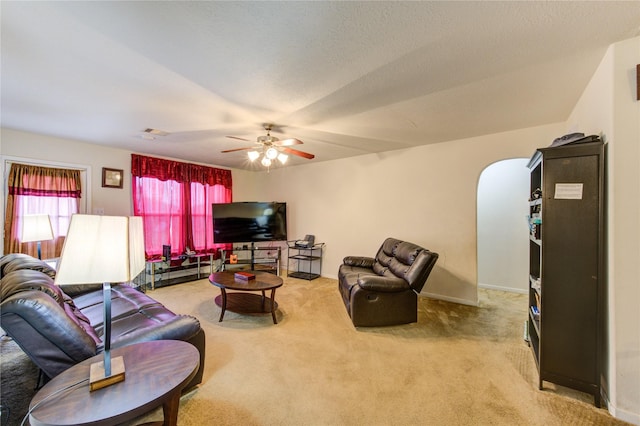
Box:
[212,201,287,244]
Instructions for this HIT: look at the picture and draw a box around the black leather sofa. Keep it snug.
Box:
[338,238,439,327]
[0,253,205,389]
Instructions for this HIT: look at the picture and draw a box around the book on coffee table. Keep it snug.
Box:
[234,271,256,281]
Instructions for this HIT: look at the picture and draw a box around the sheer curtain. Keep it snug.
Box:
[131,154,232,260]
[4,163,81,258]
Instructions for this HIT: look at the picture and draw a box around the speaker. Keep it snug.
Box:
[162,245,171,262]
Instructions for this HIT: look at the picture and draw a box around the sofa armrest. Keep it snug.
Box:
[343,256,375,268]
[357,275,410,293]
[1,290,98,378]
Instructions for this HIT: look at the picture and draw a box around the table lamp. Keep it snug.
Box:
[54,214,145,391]
[20,214,54,260]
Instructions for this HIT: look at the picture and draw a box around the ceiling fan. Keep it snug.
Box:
[221,124,314,167]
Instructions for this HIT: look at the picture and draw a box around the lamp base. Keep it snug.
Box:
[89,356,125,391]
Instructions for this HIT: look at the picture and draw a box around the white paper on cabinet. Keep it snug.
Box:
[554,183,583,200]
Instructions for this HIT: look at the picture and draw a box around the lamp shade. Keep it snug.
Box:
[55,215,145,285]
[20,214,53,243]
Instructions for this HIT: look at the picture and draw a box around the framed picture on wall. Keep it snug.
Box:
[102,167,123,188]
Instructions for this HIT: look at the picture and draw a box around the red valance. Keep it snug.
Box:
[131,154,232,188]
[7,163,82,198]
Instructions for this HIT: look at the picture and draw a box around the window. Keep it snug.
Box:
[131,154,232,260]
[4,163,82,258]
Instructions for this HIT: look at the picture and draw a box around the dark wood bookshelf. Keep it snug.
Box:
[526,140,605,407]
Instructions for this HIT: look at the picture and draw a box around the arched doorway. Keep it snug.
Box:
[477,158,529,293]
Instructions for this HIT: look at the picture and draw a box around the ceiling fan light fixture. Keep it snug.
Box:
[223,125,313,169]
[265,147,279,160]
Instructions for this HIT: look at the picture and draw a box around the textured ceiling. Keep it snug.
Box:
[2,1,639,170]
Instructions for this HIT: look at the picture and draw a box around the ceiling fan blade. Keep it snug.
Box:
[275,138,303,147]
[221,147,255,153]
[226,135,252,142]
[281,146,315,159]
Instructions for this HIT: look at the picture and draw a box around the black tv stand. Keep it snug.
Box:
[221,243,281,275]
[145,253,214,290]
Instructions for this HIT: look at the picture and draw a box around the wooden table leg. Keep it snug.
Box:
[270,288,278,324]
[162,392,181,426]
[219,288,227,322]
[140,390,181,426]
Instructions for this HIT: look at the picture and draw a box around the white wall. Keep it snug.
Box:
[566,36,640,424]
[1,128,133,216]
[254,123,563,306]
[477,159,530,293]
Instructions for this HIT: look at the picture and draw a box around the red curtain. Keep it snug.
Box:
[4,163,81,258]
[131,154,232,260]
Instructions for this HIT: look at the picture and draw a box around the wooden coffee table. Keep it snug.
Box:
[209,271,283,324]
[28,340,199,426]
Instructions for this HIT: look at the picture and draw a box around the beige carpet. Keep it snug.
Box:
[132,276,626,426]
[1,275,629,425]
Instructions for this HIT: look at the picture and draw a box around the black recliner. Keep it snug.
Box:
[338,238,438,327]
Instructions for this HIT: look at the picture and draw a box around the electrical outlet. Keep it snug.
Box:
[95,208,105,215]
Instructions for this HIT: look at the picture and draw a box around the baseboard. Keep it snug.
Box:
[608,400,640,426]
[420,292,479,307]
[478,283,528,295]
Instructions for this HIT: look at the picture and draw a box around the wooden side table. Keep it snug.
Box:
[28,340,199,426]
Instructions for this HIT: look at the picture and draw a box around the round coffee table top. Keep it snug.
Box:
[29,340,199,426]
[209,271,283,291]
